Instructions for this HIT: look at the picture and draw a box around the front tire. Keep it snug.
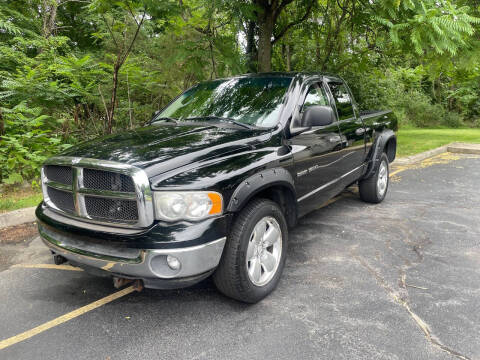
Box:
[359,153,390,203]
[213,198,288,303]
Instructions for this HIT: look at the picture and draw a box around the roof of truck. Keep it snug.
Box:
[216,72,343,82]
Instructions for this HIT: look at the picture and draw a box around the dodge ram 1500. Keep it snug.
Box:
[36,72,397,303]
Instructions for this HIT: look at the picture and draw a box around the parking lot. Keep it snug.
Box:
[0,153,479,360]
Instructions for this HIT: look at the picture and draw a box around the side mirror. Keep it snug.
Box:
[301,105,335,127]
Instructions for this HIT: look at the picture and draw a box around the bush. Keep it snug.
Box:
[398,91,443,127]
[343,67,466,128]
[442,112,464,128]
[0,103,73,185]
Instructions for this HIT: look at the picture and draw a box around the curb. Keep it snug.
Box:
[393,145,449,165]
[447,142,480,155]
[394,142,480,165]
[0,207,37,229]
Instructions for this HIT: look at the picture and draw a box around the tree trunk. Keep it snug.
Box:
[315,31,321,67]
[127,72,134,129]
[62,116,70,139]
[286,43,291,71]
[209,40,217,79]
[246,20,257,72]
[255,0,314,72]
[73,103,80,126]
[42,0,58,38]
[257,8,275,72]
[0,108,4,140]
[101,11,145,134]
[107,63,120,134]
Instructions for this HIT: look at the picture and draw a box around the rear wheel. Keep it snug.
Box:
[359,153,390,203]
[213,198,288,303]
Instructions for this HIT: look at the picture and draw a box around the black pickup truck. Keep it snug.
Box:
[36,72,397,303]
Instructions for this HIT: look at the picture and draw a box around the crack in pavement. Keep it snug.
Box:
[350,250,471,360]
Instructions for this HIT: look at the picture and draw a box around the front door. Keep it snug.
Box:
[326,81,366,177]
[289,82,344,216]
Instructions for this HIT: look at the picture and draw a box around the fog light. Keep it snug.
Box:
[166,255,181,270]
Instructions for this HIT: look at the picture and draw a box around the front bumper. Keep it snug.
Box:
[38,221,226,289]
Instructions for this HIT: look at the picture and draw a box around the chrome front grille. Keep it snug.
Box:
[83,168,135,192]
[41,157,153,228]
[84,196,138,222]
[47,187,75,213]
[44,165,72,185]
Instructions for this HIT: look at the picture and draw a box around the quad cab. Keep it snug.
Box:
[37,73,397,303]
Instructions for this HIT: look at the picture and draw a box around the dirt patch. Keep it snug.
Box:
[0,222,38,244]
[0,222,40,271]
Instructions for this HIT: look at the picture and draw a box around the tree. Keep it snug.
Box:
[1,0,480,186]
[236,0,315,72]
[90,1,147,133]
[367,0,480,57]
[40,0,59,38]
[259,0,316,72]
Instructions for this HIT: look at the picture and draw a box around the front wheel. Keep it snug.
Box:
[213,198,288,303]
[359,153,390,203]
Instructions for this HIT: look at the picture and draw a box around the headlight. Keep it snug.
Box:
[153,191,223,221]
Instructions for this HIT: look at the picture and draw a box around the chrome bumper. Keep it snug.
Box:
[39,224,226,284]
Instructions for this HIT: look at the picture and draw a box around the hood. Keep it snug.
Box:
[61,123,271,176]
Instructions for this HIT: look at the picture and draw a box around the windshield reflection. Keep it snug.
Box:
[156,76,293,128]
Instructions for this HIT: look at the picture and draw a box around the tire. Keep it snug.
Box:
[213,198,288,303]
[359,153,390,203]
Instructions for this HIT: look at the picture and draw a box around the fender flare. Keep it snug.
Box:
[227,167,296,213]
[363,129,396,179]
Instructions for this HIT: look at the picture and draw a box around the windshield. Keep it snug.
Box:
[154,76,293,128]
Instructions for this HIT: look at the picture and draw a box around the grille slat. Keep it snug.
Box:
[85,197,138,222]
[83,168,135,193]
[45,165,72,185]
[47,187,75,213]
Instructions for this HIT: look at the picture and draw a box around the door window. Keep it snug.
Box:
[328,82,354,120]
[302,84,329,111]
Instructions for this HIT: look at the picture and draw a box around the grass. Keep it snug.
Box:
[0,187,42,214]
[0,128,479,213]
[396,128,480,157]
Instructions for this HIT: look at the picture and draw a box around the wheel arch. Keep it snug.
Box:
[363,130,396,179]
[384,136,397,163]
[227,168,298,228]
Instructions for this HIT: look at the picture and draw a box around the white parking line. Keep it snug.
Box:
[0,286,136,350]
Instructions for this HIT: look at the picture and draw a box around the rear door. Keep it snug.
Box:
[289,81,344,215]
[325,80,366,178]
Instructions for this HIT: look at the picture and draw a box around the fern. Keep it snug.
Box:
[0,19,22,35]
[372,0,480,57]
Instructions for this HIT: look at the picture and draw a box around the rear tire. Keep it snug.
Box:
[359,153,390,203]
[213,198,288,303]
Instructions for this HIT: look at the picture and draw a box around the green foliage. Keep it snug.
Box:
[0,103,73,185]
[399,91,451,127]
[0,0,479,187]
[343,66,468,128]
[373,0,480,56]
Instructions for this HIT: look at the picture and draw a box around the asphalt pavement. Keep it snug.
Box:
[0,153,479,360]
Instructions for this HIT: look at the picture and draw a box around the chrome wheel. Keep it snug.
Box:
[246,216,282,286]
[377,160,388,197]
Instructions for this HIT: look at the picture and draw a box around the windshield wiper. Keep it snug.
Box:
[152,117,178,124]
[184,116,254,130]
